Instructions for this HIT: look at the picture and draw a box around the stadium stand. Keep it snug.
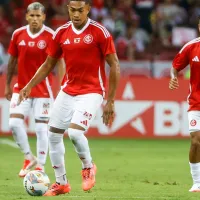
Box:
[0,0,197,78]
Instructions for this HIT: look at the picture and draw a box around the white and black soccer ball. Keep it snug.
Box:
[23,170,50,196]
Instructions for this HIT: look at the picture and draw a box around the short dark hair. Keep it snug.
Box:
[68,0,92,5]
[27,2,45,13]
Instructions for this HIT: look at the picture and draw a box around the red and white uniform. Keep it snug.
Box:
[47,18,116,97]
[173,37,200,132]
[48,19,116,130]
[8,25,54,98]
[173,37,200,111]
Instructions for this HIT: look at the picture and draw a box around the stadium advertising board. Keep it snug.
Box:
[0,75,190,138]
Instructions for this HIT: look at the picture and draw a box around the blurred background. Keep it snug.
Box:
[0,0,199,77]
[0,0,196,138]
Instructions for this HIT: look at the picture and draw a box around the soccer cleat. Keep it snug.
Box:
[81,163,97,191]
[189,183,200,192]
[34,166,44,172]
[18,157,37,177]
[43,183,71,196]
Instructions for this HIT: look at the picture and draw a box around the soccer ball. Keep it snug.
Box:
[23,170,50,196]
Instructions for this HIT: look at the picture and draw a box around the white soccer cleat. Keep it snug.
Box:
[18,157,37,177]
[189,184,200,192]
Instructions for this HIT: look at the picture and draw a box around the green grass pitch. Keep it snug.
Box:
[0,137,200,200]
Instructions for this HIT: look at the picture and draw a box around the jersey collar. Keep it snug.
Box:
[71,18,91,35]
[27,25,45,39]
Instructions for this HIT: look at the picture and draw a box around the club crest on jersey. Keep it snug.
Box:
[37,40,46,49]
[190,119,197,126]
[83,34,93,44]
[28,41,35,47]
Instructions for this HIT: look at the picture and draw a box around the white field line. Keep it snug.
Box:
[0,139,19,148]
[66,196,178,199]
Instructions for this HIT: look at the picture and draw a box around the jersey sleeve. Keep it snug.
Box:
[46,30,63,59]
[98,29,116,56]
[172,45,190,71]
[8,32,18,57]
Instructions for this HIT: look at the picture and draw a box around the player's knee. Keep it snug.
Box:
[191,131,200,146]
[9,118,24,130]
[68,128,84,141]
[49,132,65,154]
[35,123,48,139]
[35,123,48,132]
[49,131,63,143]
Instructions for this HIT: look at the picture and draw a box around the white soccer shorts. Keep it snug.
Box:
[188,111,200,133]
[48,90,103,130]
[10,93,52,121]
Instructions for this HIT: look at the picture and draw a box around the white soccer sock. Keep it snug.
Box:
[190,162,200,184]
[68,128,92,169]
[49,131,67,185]
[9,118,33,160]
[35,123,48,166]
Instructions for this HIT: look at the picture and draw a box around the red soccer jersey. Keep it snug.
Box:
[172,37,200,111]
[8,25,54,98]
[47,18,116,96]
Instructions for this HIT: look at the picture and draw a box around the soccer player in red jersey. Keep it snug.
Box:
[169,22,200,192]
[5,2,65,177]
[18,0,120,196]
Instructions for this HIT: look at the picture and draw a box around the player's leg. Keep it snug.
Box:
[9,93,36,177]
[68,93,103,191]
[43,91,73,196]
[188,111,200,192]
[33,98,51,171]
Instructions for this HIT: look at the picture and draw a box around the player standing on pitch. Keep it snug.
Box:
[18,0,120,196]
[5,2,65,177]
[169,19,200,192]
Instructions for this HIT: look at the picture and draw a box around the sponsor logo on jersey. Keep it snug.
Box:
[74,38,81,43]
[83,34,93,44]
[28,41,35,47]
[37,40,46,49]
[190,119,197,126]
[19,40,26,46]
[64,39,70,44]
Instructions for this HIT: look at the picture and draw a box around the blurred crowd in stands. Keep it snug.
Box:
[0,0,198,77]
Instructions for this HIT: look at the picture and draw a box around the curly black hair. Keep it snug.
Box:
[68,0,91,5]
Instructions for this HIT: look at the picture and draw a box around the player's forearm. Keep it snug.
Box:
[6,56,17,86]
[170,67,178,79]
[57,58,66,85]
[107,63,120,102]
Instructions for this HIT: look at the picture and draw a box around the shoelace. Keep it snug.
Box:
[82,168,90,180]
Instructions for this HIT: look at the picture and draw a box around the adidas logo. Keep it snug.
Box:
[192,56,199,62]
[64,39,70,44]
[42,109,48,115]
[80,120,88,126]
[19,40,26,46]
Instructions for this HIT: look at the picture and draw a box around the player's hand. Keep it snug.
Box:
[169,77,179,90]
[5,85,13,101]
[102,100,115,126]
[17,85,31,105]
